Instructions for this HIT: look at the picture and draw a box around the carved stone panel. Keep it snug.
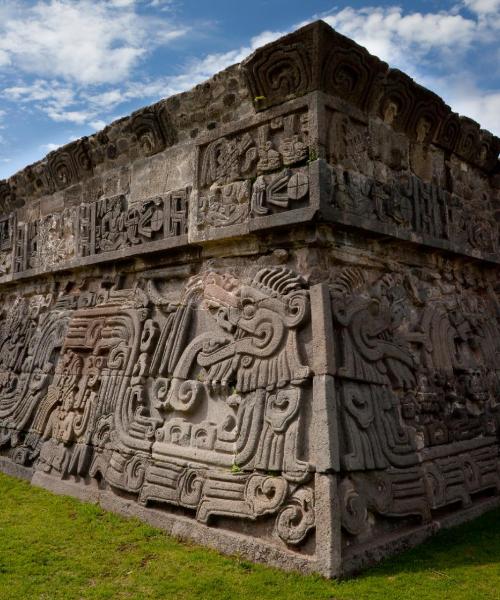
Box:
[192,108,316,241]
[0,214,14,275]
[0,267,316,555]
[77,190,189,258]
[328,261,500,561]
[321,162,499,262]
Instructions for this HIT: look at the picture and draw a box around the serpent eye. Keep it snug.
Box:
[242,300,256,319]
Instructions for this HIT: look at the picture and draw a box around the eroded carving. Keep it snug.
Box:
[0,267,315,546]
[327,165,499,258]
[331,261,500,544]
[197,113,310,231]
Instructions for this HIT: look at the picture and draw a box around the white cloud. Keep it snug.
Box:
[463,0,500,14]
[109,0,137,6]
[147,0,176,10]
[249,29,288,49]
[89,120,107,131]
[40,142,61,152]
[446,89,500,133]
[3,80,75,105]
[2,79,85,124]
[83,89,124,110]
[0,0,187,86]
[47,109,95,124]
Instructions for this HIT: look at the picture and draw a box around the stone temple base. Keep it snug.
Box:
[0,21,499,577]
[18,469,500,577]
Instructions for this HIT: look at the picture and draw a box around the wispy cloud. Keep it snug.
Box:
[0,0,190,129]
[0,0,187,85]
[463,0,500,16]
[39,142,61,152]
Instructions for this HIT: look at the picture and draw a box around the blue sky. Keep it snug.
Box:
[0,0,499,179]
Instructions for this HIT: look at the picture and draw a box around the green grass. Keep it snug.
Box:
[0,473,499,600]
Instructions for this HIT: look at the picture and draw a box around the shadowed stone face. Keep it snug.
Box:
[0,19,499,579]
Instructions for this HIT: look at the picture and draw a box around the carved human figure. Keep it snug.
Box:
[100,197,127,251]
[383,100,399,125]
[257,141,282,173]
[279,134,308,166]
[416,117,432,143]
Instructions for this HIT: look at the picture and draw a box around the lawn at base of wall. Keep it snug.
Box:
[0,472,499,600]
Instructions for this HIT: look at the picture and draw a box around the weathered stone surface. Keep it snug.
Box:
[0,20,499,578]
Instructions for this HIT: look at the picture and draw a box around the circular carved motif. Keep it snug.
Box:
[287,172,308,200]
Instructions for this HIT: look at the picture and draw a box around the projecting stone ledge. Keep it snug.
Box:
[0,20,499,578]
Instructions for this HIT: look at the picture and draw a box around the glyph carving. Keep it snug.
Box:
[76,189,189,258]
[327,165,498,258]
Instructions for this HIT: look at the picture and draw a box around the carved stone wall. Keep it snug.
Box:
[0,21,499,578]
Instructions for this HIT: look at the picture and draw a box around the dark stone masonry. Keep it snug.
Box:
[0,21,499,577]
